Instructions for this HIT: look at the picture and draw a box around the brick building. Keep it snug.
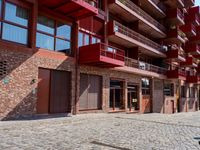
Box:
[0,0,199,120]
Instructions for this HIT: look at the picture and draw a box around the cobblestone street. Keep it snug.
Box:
[1,112,200,150]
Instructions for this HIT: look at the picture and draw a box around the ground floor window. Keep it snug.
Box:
[164,83,174,96]
[181,86,186,98]
[141,78,150,95]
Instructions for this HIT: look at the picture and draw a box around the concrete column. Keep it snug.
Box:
[124,80,128,112]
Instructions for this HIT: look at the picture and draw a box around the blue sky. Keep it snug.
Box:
[196,1,200,6]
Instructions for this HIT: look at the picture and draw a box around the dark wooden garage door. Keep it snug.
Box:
[79,74,102,110]
[37,68,71,114]
[50,70,71,114]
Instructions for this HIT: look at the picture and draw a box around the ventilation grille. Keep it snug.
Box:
[0,61,8,78]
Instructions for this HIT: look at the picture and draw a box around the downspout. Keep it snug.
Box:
[74,20,79,115]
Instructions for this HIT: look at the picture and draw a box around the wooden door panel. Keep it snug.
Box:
[37,68,50,114]
[50,70,71,114]
[79,74,89,110]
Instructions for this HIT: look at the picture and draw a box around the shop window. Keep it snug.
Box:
[164,83,174,96]
[1,1,30,45]
[36,15,71,54]
[142,78,150,95]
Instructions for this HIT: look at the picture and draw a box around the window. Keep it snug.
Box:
[0,1,29,45]
[189,87,195,98]
[142,78,150,95]
[78,31,101,47]
[36,15,71,54]
[181,86,186,98]
[164,83,174,96]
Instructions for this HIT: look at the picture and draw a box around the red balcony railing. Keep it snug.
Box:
[179,24,196,37]
[117,0,166,33]
[109,21,164,53]
[185,14,200,26]
[125,57,167,75]
[166,49,185,62]
[186,75,200,83]
[167,69,186,79]
[166,8,184,25]
[79,43,125,67]
[185,44,200,55]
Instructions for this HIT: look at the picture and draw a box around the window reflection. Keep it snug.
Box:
[36,33,54,50]
[5,3,29,27]
[36,15,71,53]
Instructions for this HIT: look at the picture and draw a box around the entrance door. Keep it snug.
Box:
[110,80,124,110]
[128,84,139,111]
[37,68,71,114]
[79,74,102,110]
[49,70,71,114]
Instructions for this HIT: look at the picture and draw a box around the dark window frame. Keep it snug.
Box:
[0,0,31,45]
[141,78,150,95]
[36,14,72,54]
[164,83,174,96]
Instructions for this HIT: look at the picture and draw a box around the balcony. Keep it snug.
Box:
[166,49,186,62]
[180,57,198,67]
[38,0,98,20]
[185,14,200,26]
[185,44,200,55]
[188,6,200,16]
[164,28,186,44]
[166,8,185,25]
[184,0,195,7]
[167,69,186,79]
[179,24,196,37]
[113,57,167,78]
[107,21,166,58]
[162,0,185,8]
[108,0,166,38]
[138,0,166,19]
[189,35,200,44]
[79,43,125,67]
[186,75,200,84]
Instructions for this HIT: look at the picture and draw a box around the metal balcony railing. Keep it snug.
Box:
[113,21,164,53]
[124,57,167,75]
[100,43,125,62]
[118,0,166,33]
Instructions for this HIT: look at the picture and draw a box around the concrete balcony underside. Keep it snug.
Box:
[38,0,98,20]
[166,50,186,62]
[139,0,166,19]
[114,66,166,79]
[108,0,166,39]
[108,32,166,58]
[162,0,184,8]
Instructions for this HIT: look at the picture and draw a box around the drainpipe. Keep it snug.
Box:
[73,20,79,115]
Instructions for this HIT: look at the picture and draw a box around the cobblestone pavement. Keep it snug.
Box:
[1,112,200,150]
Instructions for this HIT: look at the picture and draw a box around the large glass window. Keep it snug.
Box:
[0,2,29,45]
[142,78,150,95]
[36,15,71,54]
